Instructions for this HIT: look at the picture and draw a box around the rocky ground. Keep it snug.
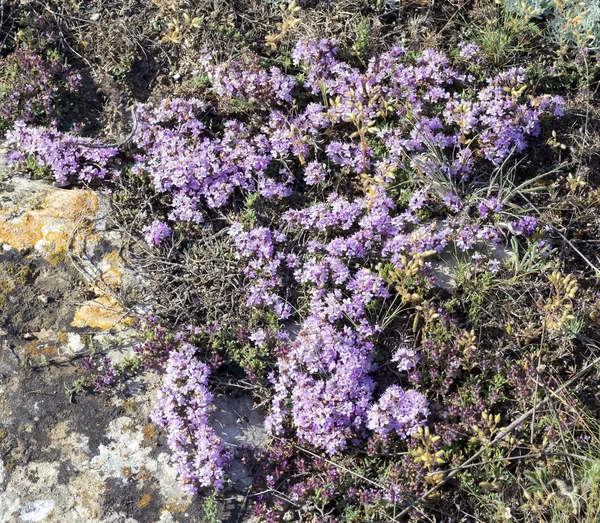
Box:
[0,144,264,522]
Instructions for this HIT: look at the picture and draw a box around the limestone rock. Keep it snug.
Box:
[0,149,261,521]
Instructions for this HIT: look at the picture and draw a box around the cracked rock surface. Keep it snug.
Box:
[0,146,265,522]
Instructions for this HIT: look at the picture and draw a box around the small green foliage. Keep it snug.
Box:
[116,355,142,375]
[190,74,211,90]
[565,315,584,338]
[67,376,87,402]
[352,17,371,60]
[110,60,131,86]
[23,155,50,179]
[243,192,260,225]
[201,492,219,523]
[468,1,542,66]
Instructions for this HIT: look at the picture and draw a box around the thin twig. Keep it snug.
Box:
[530,326,545,445]
[552,227,600,275]
[426,451,593,476]
[271,435,385,490]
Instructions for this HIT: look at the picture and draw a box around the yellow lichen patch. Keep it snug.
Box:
[71,295,132,330]
[121,466,133,479]
[0,214,43,251]
[0,189,99,262]
[160,500,190,514]
[102,250,124,268]
[138,493,152,508]
[100,267,123,288]
[95,250,125,291]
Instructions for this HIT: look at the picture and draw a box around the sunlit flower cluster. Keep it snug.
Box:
[0,48,80,130]
[6,39,563,492]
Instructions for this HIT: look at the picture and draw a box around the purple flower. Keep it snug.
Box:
[201,54,295,105]
[488,258,501,273]
[0,48,80,129]
[367,386,429,439]
[537,239,552,257]
[249,329,267,346]
[458,41,483,63]
[6,122,118,184]
[512,216,538,236]
[304,161,328,185]
[143,220,172,247]
[391,346,416,372]
[477,197,503,219]
[151,343,231,492]
[444,193,463,212]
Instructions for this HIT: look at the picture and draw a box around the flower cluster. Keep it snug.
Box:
[143,220,172,247]
[242,185,441,453]
[151,342,231,492]
[199,53,295,105]
[0,49,80,130]
[5,39,563,492]
[366,385,430,438]
[130,98,295,223]
[230,224,291,318]
[6,122,118,184]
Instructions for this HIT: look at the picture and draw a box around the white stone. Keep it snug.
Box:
[67,333,86,353]
[19,500,56,522]
[90,416,153,482]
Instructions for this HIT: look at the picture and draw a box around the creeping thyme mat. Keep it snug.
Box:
[3,1,600,520]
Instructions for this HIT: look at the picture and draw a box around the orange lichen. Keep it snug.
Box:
[71,295,132,330]
[99,267,123,288]
[95,251,126,291]
[0,189,99,262]
[141,424,157,442]
[102,250,124,267]
[137,467,153,482]
[160,500,189,514]
[121,466,133,479]
[138,494,152,508]
[23,341,59,360]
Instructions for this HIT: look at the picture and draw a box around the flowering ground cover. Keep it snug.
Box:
[3,0,600,521]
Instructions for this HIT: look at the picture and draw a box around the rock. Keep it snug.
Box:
[71,295,132,330]
[67,333,86,353]
[19,500,56,522]
[0,157,260,520]
[212,395,268,491]
[0,175,149,326]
